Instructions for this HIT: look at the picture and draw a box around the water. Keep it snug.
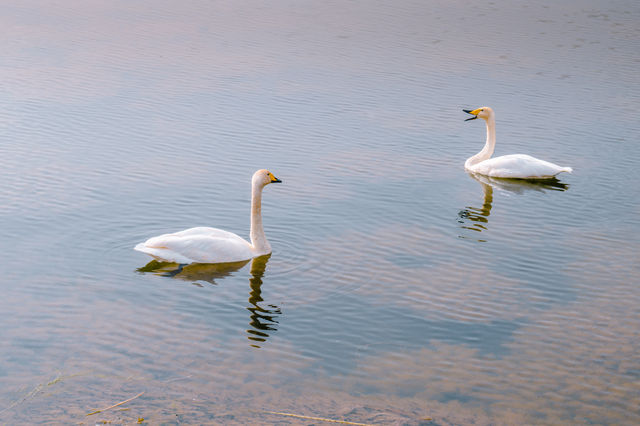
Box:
[1,0,639,424]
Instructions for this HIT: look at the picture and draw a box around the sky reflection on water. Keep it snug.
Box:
[1,0,639,424]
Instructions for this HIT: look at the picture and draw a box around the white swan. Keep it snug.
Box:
[134,169,281,264]
[463,106,572,179]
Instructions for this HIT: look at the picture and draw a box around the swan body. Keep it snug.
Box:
[134,169,281,264]
[135,227,253,264]
[467,153,571,179]
[463,107,572,179]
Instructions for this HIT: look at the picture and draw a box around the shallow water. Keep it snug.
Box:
[1,0,639,424]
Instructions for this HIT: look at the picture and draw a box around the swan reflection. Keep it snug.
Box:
[136,254,281,347]
[246,254,281,348]
[136,258,251,284]
[458,173,569,240]
[458,180,494,237]
[468,172,570,194]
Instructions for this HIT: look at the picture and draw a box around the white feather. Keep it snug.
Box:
[464,106,572,179]
[469,154,573,179]
[135,227,252,264]
[134,169,281,264]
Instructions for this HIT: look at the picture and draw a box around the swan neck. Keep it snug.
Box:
[250,182,271,255]
[466,116,496,168]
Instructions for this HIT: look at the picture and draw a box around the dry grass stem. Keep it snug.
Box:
[264,410,374,425]
[86,391,145,416]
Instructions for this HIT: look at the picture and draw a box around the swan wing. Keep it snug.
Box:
[472,154,572,179]
[135,227,253,264]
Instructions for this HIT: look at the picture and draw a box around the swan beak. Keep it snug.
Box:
[463,109,479,121]
[267,171,282,183]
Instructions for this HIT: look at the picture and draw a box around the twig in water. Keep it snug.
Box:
[0,383,44,415]
[264,410,374,425]
[0,371,70,415]
[164,374,193,383]
[87,391,145,416]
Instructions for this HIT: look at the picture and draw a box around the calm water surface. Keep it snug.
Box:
[1,0,639,424]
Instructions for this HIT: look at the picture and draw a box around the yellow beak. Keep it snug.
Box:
[463,108,480,121]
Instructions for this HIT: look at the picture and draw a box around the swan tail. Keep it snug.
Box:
[134,242,151,252]
[134,242,163,257]
[135,243,193,264]
[560,166,573,174]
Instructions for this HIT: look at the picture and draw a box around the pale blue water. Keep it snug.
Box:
[1,0,639,424]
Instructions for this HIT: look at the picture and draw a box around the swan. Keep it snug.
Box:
[134,169,281,264]
[463,106,572,179]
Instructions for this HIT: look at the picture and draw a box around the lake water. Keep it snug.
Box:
[1,0,639,424]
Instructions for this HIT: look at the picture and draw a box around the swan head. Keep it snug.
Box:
[463,106,494,122]
[252,169,282,188]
